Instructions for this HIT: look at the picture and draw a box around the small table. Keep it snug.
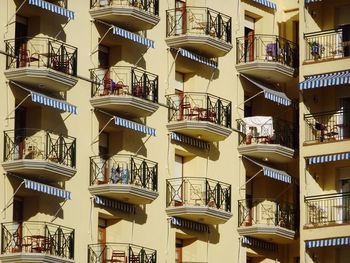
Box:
[29,235,50,253]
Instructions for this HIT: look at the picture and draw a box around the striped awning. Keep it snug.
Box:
[170,217,209,233]
[31,92,77,114]
[28,0,75,19]
[299,70,350,90]
[24,179,71,200]
[306,237,350,248]
[114,116,156,136]
[242,75,292,106]
[305,0,322,3]
[170,132,209,149]
[241,236,278,251]
[173,48,218,69]
[94,196,135,213]
[251,0,277,10]
[306,152,350,165]
[112,26,155,48]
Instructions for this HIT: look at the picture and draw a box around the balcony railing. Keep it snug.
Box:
[90,155,158,191]
[1,221,74,260]
[304,109,350,143]
[305,192,350,226]
[5,37,77,76]
[166,92,232,128]
[166,7,232,44]
[88,243,156,263]
[3,129,76,168]
[90,67,158,103]
[238,198,297,231]
[166,177,231,212]
[236,34,298,68]
[90,0,159,16]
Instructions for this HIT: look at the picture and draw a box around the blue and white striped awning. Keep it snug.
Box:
[241,236,278,251]
[305,0,322,3]
[28,0,75,19]
[242,75,292,106]
[299,70,350,90]
[170,132,209,149]
[112,26,155,48]
[24,179,71,200]
[306,152,350,165]
[31,92,77,114]
[306,237,350,248]
[173,48,218,69]
[251,0,277,10]
[114,116,156,136]
[171,217,209,233]
[95,196,135,213]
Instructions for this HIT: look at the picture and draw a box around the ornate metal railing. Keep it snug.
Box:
[3,129,76,168]
[166,177,231,212]
[90,66,158,103]
[166,7,232,44]
[304,109,350,143]
[238,198,297,231]
[90,0,159,16]
[1,221,74,259]
[5,37,77,76]
[90,155,158,191]
[166,92,232,128]
[236,34,298,68]
[88,243,157,263]
[305,192,350,226]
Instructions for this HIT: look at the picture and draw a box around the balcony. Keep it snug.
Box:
[236,35,298,82]
[165,7,232,57]
[89,0,160,31]
[2,129,76,181]
[4,37,78,92]
[238,199,297,243]
[237,117,296,163]
[90,67,159,117]
[305,192,350,228]
[166,93,232,142]
[0,221,74,263]
[88,243,156,263]
[89,155,158,204]
[166,177,232,224]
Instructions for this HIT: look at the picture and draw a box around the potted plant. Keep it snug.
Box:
[308,41,321,58]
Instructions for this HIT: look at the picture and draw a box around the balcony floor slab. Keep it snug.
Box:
[238,225,295,244]
[238,144,295,163]
[0,253,74,263]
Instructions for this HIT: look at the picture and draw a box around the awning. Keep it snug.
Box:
[172,48,218,69]
[24,179,71,200]
[28,0,75,19]
[251,0,277,10]
[242,75,292,106]
[94,196,135,214]
[306,237,350,248]
[170,132,209,149]
[112,26,155,48]
[306,152,350,165]
[114,116,156,136]
[31,92,78,114]
[305,0,322,3]
[241,236,277,251]
[170,217,209,233]
[299,70,350,90]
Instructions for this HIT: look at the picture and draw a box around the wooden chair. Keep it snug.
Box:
[110,250,127,263]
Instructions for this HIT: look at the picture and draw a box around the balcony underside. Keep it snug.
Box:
[89,184,159,205]
[238,225,295,244]
[165,205,232,225]
[238,144,295,163]
[0,253,74,263]
[90,96,159,117]
[89,7,160,31]
[166,35,232,57]
[4,68,78,92]
[1,160,76,182]
[167,121,232,142]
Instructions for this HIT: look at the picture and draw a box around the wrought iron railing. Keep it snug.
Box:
[304,109,350,143]
[3,129,76,168]
[238,198,297,231]
[166,177,231,212]
[90,0,159,16]
[166,92,232,128]
[88,243,157,263]
[305,192,350,226]
[5,37,77,76]
[90,155,158,191]
[1,221,74,259]
[166,7,232,44]
[236,34,298,69]
[90,66,158,103]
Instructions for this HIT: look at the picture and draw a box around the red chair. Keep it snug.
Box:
[110,250,127,263]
